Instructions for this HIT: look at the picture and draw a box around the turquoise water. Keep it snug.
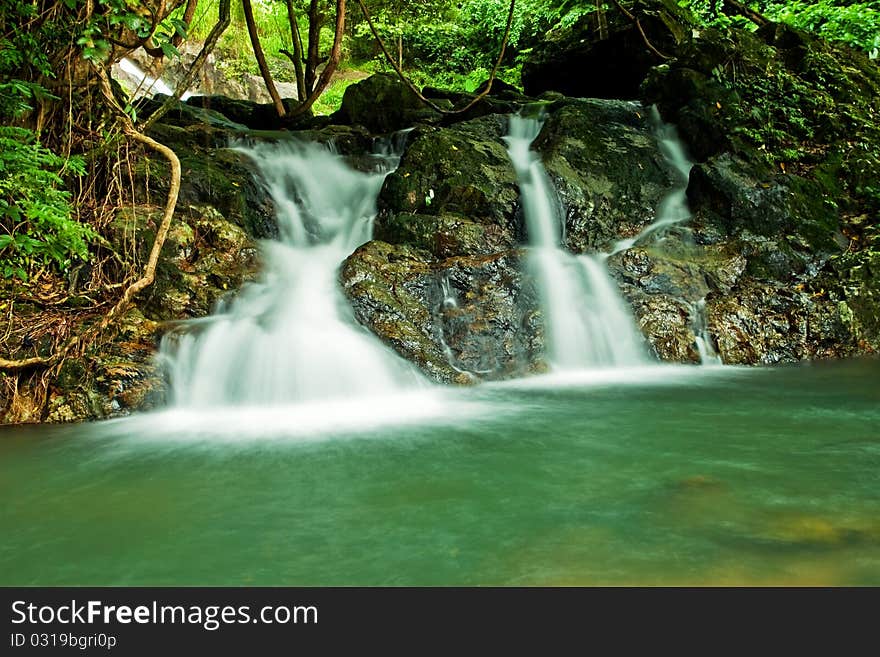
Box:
[1,360,879,585]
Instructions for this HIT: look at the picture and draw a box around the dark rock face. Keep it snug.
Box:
[340,242,543,383]
[521,0,693,99]
[375,114,523,257]
[337,73,441,134]
[140,123,278,239]
[534,98,677,252]
[183,95,312,130]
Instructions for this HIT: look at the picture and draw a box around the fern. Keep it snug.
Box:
[0,127,94,280]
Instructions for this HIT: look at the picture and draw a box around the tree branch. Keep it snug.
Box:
[141,0,231,131]
[94,67,181,331]
[282,0,307,101]
[172,0,199,48]
[354,0,516,116]
[610,0,671,60]
[287,0,346,118]
[242,0,287,118]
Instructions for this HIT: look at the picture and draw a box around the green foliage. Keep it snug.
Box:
[0,128,94,280]
[0,0,98,279]
[680,1,880,56]
[347,0,587,89]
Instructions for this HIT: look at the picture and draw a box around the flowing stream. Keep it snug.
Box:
[117,58,191,101]
[161,139,422,407]
[506,110,722,368]
[504,116,647,369]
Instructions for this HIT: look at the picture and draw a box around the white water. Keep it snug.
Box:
[118,58,192,101]
[610,107,694,256]
[621,108,722,364]
[504,116,647,369]
[691,298,722,365]
[505,109,723,369]
[161,139,422,407]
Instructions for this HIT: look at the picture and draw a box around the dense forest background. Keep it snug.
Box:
[1,0,878,287]
[0,0,878,400]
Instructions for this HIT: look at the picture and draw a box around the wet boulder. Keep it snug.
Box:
[533,98,678,252]
[375,114,523,257]
[340,241,543,383]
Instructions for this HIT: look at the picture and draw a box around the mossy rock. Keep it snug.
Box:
[376,114,522,256]
[521,0,694,99]
[337,73,440,134]
[341,241,543,382]
[534,98,678,252]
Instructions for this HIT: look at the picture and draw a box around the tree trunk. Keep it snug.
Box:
[242,0,287,118]
[172,0,199,47]
[289,0,347,118]
[305,0,323,95]
[283,0,307,101]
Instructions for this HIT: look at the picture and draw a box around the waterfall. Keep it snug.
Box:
[118,58,191,101]
[504,116,648,369]
[691,298,722,365]
[160,139,422,407]
[610,108,693,256]
[609,108,721,365]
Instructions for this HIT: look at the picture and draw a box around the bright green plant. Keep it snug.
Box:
[680,1,880,56]
[0,128,94,280]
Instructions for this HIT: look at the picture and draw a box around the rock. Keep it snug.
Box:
[375,114,523,257]
[688,154,840,257]
[337,73,441,133]
[533,98,678,252]
[521,0,694,99]
[184,95,311,130]
[706,283,811,364]
[144,206,260,321]
[137,96,249,131]
[112,41,300,104]
[643,22,880,192]
[184,95,277,129]
[44,308,166,422]
[341,241,543,382]
[138,125,278,239]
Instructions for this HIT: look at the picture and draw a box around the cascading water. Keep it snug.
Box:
[609,107,694,256]
[504,115,647,369]
[506,109,722,369]
[609,108,722,364]
[161,139,422,407]
[118,58,191,101]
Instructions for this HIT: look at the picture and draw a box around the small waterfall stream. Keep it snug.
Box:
[505,109,721,369]
[161,139,422,407]
[118,58,191,101]
[504,116,647,369]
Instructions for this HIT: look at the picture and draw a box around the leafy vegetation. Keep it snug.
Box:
[680,1,880,56]
[1,0,879,282]
[0,0,97,280]
[0,128,93,281]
